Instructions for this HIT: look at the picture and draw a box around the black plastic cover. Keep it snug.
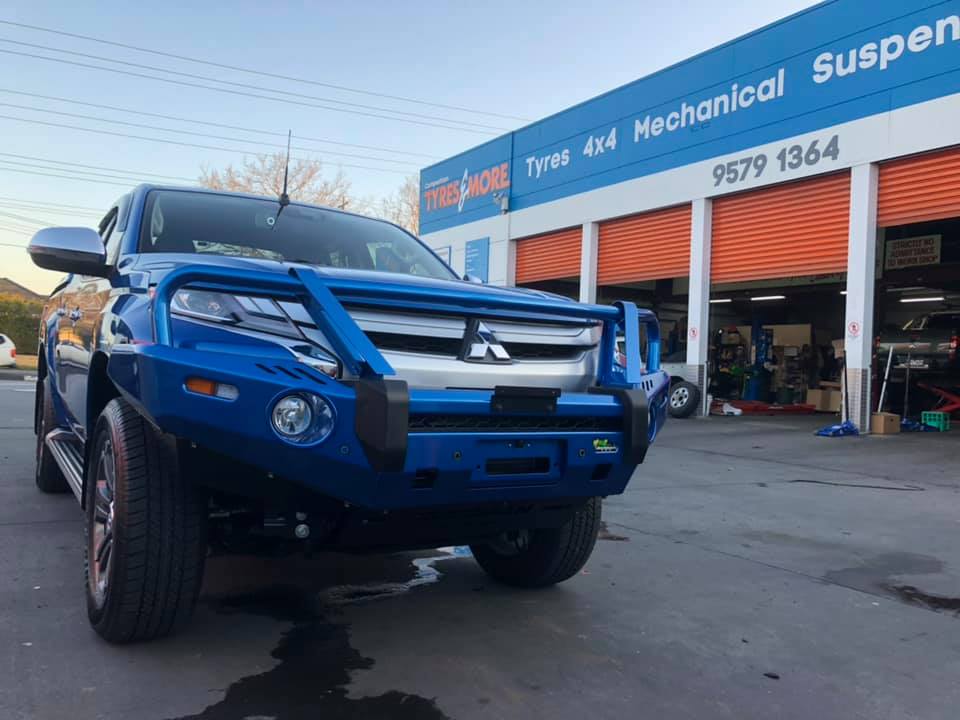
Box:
[354,378,409,472]
[588,386,649,464]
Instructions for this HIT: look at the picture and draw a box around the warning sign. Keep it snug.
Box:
[885,235,941,271]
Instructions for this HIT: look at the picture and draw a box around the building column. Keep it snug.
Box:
[844,163,879,432]
[686,198,712,415]
[579,222,599,303]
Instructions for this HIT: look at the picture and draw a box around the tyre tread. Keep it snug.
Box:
[86,398,205,643]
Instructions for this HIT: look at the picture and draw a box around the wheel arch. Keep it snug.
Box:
[83,351,122,508]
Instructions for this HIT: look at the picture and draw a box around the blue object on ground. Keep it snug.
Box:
[900,418,939,432]
[815,421,860,437]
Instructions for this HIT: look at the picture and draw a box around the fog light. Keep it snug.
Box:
[270,393,336,444]
[272,395,312,437]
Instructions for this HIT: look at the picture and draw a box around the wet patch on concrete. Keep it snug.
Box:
[169,554,454,720]
[882,585,960,616]
[598,522,629,542]
[823,552,954,613]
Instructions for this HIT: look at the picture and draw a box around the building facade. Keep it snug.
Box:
[419,0,960,431]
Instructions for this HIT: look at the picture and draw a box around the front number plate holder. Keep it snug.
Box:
[490,386,560,414]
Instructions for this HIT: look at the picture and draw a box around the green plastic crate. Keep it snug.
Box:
[921,411,951,432]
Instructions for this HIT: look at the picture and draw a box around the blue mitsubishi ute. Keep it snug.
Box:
[27,185,669,643]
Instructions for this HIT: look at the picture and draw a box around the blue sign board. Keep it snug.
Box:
[420,0,960,234]
[464,237,490,282]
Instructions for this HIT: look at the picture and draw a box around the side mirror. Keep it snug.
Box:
[463,273,484,284]
[28,227,109,277]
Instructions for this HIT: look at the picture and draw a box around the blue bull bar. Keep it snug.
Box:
[151,264,664,473]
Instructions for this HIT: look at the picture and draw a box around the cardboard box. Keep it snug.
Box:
[871,412,901,434]
[806,388,842,412]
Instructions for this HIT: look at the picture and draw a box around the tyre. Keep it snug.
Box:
[35,377,70,493]
[470,497,602,588]
[668,380,700,419]
[85,398,207,643]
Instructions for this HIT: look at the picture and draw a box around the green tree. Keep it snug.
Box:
[0,294,43,353]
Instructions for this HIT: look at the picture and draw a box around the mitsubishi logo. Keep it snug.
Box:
[460,319,511,363]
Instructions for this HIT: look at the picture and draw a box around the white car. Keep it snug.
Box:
[0,333,16,367]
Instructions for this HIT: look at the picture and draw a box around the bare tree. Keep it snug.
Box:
[200,153,354,209]
[378,175,420,234]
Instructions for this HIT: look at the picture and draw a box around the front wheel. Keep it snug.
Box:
[470,498,601,588]
[85,398,207,643]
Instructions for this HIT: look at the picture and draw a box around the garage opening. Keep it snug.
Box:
[875,146,960,424]
[707,173,851,417]
[594,204,695,415]
[515,226,581,299]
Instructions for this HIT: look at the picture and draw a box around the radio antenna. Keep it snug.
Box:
[279,129,291,208]
[272,130,292,229]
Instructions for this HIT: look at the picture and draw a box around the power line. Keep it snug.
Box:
[0,47,500,135]
[0,195,104,212]
[0,151,195,182]
[0,88,439,159]
[0,201,101,217]
[0,158,168,185]
[0,114,411,175]
[0,19,530,122]
[0,100,420,166]
[0,164,134,188]
[0,37,508,132]
[0,241,32,248]
[0,209,49,225]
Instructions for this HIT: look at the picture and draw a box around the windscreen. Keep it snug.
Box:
[138,190,454,280]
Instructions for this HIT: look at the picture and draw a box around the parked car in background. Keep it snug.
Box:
[27,185,670,644]
[877,311,960,375]
[0,333,16,367]
[661,350,700,418]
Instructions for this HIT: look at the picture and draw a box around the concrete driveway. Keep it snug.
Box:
[1,379,958,719]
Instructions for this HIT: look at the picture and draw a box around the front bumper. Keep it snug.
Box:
[117,263,669,510]
[108,344,669,510]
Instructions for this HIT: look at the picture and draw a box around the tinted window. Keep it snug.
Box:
[0,334,6,344]
[139,190,454,280]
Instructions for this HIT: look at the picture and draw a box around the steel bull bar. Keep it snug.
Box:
[152,264,663,471]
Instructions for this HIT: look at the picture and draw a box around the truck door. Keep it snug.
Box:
[57,207,119,440]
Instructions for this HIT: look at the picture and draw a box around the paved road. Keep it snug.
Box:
[1,380,959,719]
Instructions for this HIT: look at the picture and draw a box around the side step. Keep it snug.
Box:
[45,429,84,502]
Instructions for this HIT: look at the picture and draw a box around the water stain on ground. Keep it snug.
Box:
[169,554,454,720]
[882,585,960,616]
[824,552,959,616]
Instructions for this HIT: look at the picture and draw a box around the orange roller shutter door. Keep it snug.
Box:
[597,204,692,285]
[878,146,960,227]
[711,172,851,283]
[515,227,582,284]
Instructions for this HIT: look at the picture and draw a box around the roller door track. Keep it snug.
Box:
[878,145,960,227]
[515,227,581,284]
[598,204,691,285]
[711,172,850,283]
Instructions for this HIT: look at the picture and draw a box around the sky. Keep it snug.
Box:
[0,0,814,294]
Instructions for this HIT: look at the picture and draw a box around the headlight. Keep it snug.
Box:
[170,288,342,377]
[172,290,241,323]
[270,392,336,444]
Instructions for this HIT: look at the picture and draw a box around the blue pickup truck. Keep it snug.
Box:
[28,185,669,643]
